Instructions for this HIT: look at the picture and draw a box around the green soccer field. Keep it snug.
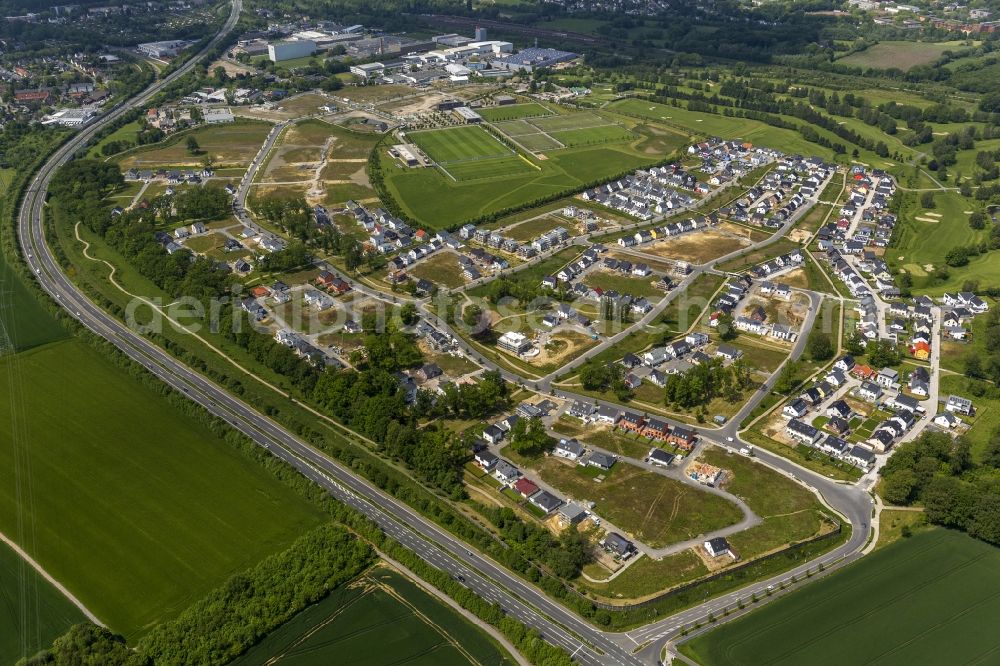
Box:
[529,111,610,132]
[551,125,636,147]
[478,102,553,121]
[681,529,1000,666]
[409,126,512,163]
[0,340,325,639]
[445,155,536,181]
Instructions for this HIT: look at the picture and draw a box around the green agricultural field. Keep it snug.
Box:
[479,102,552,121]
[0,540,85,664]
[0,340,325,639]
[838,41,963,71]
[681,529,1000,666]
[535,459,742,548]
[232,568,513,666]
[117,120,272,169]
[0,261,68,353]
[409,126,513,163]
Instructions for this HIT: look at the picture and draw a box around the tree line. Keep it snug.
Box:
[880,429,1000,546]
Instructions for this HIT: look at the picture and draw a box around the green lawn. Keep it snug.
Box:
[580,550,709,601]
[535,459,742,548]
[409,126,513,163]
[88,120,142,159]
[116,120,272,169]
[551,124,635,147]
[886,190,990,295]
[0,540,85,664]
[468,247,581,303]
[939,375,1000,463]
[838,41,963,70]
[680,529,1000,666]
[717,238,803,273]
[551,417,652,459]
[506,215,569,242]
[408,252,466,288]
[529,111,610,132]
[698,447,829,559]
[479,102,552,121]
[609,99,836,160]
[381,137,664,228]
[582,271,661,299]
[0,340,325,639]
[659,273,725,335]
[232,568,512,666]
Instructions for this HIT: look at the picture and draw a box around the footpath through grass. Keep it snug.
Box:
[0,340,325,639]
[0,539,85,664]
[681,528,1000,666]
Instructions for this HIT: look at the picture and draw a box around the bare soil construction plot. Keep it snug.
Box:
[639,228,752,264]
[257,120,378,204]
[527,330,598,369]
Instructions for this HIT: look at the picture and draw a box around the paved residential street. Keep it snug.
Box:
[16,9,923,662]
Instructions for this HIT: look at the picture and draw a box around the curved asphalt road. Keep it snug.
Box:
[13,3,640,664]
[15,8,876,661]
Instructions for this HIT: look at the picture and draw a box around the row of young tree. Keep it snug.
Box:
[23,524,374,665]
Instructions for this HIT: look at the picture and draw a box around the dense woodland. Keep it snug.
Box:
[880,430,1000,546]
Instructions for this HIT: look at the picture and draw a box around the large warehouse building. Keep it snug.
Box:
[137,40,191,59]
[267,40,317,62]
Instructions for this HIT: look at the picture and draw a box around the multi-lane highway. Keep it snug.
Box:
[12,3,635,665]
[15,3,878,661]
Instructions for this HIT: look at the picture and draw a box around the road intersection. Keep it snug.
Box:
[16,6,891,662]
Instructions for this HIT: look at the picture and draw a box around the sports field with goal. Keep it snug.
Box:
[408,126,534,181]
[493,111,635,152]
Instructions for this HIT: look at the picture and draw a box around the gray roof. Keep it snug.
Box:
[556,438,584,456]
[530,491,562,513]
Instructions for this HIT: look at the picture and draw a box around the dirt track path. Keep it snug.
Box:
[0,529,104,626]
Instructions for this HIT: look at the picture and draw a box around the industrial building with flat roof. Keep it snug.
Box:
[268,40,316,62]
[203,107,235,124]
[391,144,422,167]
[137,40,192,58]
[452,106,483,123]
[350,62,385,78]
[497,47,577,72]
